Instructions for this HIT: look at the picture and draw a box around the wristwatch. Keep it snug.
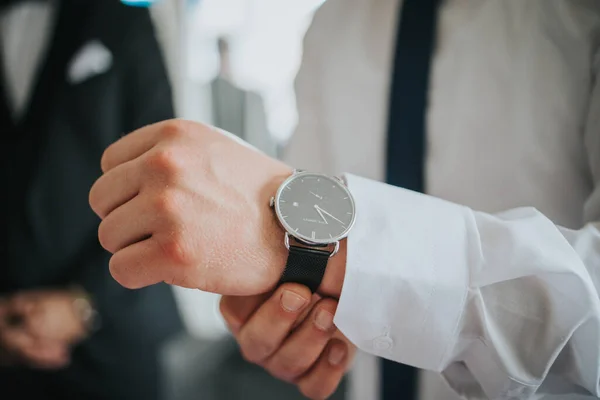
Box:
[70,286,101,333]
[270,170,357,293]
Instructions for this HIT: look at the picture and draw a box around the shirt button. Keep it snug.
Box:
[372,335,394,351]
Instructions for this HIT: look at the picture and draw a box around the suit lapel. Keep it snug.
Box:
[22,0,92,134]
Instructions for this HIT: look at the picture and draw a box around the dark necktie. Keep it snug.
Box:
[383,0,440,399]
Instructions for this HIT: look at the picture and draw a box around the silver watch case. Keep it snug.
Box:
[270,170,356,257]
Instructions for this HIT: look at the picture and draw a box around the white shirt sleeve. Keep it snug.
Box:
[334,50,600,398]
[334,41,600,400]
[334,175,600,399]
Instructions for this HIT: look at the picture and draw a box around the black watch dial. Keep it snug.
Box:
[274,173,356,244]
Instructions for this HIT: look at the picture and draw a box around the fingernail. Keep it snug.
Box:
[328,345,346,366]
[281,291,307,313]
[314,309,334,331]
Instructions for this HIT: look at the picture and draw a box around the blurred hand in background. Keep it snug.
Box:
[0,290,88,369]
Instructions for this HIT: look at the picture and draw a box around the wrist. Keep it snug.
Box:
[268,222,347,299]
[267,169,351,298]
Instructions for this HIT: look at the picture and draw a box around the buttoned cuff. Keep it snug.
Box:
[333,174,470,372]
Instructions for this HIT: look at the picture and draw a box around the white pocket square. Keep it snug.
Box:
[66,40,113,85]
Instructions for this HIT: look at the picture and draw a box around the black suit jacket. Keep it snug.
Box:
[0,1,182,398]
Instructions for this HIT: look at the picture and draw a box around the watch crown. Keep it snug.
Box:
[269,196,275,207]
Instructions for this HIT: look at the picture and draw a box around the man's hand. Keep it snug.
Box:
[8,290,88,343]
[89,120,346,296]
[220,284,356,400]
[0,290,87,369]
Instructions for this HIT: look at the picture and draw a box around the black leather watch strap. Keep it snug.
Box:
[280,245,331,293]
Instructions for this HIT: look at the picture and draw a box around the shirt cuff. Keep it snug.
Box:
[334,174,471,372]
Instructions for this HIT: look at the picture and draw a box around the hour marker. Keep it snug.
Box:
[343,197,349,199]
[329,233,333,239]
[295,228,299,232]
[311,231,316,240]
[346,212,352,214]
[317,178,320,182]
[293,202,299,207]
[282,216,288,219]
[285,187,291,190]
[280,200,286,203]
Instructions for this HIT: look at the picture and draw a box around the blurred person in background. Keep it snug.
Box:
[211,36,277,157]
[0,0,182,399]
[86,0,600,400]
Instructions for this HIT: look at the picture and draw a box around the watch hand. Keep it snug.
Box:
[309,191,323,200]
[314,205,329,224]
[315,205,345,225]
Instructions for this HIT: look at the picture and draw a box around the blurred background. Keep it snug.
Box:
[0,0,338,399]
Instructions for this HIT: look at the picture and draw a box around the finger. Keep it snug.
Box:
[264,298,338,382]
[292,293,322,330]
[100,119,190,172]
[98,195,155,254]
[220,291,320,336]
[109,237,171,289]
[89,159,141,219]
[296,339,350,400]
[237,284,311,364]
[220,293,271,335]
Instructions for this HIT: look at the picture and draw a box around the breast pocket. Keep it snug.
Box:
[63,67,125,149]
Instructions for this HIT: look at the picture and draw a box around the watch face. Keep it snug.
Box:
[274,172,356,244]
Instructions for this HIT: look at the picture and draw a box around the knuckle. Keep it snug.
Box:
[272,357,310,381]
[152,190,181,217]
[239,332,273,364]
[157,234,193,267]
[145,148,182,179]
[159,120,189,140]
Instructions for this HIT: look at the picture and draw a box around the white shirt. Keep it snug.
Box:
[0,2,53,118]
[285,0,600,399]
